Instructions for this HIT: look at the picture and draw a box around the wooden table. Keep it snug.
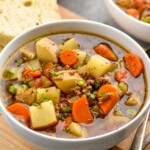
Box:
[1,6,150,150]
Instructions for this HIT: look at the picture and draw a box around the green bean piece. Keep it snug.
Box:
[8,85,18,95]
[108,63,118,72]
[118,81,128,93]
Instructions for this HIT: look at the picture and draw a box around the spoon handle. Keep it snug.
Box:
[130,111,149,150]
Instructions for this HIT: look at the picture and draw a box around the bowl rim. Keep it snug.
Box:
[0,19,150,143]
[107,0,150,27]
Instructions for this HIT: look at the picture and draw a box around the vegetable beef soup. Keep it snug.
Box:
[115,0,150,24]
[1,32,146,138]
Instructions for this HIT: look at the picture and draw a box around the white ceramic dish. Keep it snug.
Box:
[0,20,150,150]
[104,0,150,43]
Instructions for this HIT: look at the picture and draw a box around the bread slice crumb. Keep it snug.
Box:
[0,0,61,50]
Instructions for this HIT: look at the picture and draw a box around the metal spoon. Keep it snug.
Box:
[130,111,149,150]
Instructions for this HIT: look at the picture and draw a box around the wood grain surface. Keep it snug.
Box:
[0,5,150,150]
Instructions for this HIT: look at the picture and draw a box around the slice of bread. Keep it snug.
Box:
[0,0,61,50]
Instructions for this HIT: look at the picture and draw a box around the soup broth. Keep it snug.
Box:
[1,32,146,138]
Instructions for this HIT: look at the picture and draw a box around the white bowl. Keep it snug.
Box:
[104,0,150,43]
[0,20,150,150]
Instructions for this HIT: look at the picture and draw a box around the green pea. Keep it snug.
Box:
[8,85,18,95]
[90,93,96,100]
[77,80,86,87]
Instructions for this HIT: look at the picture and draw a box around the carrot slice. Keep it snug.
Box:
[138,3,149,13]
[98,84,119,115]
[22,68,32,78]
[6,103,30,122]
[43,62,57,79]
[124,53,143,77]
[60,49,78,66]
[115,70,127,82]
[94,43,118,61]
[32,70,42,78]
[72,95,93,124]
[126,8,140,19]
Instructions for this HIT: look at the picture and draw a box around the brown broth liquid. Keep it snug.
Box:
[0,32,146,138]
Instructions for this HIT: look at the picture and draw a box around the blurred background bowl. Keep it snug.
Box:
[104,0,150,43]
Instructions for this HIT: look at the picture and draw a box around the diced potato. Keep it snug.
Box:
[58,38,79,50]
[29,101,57,129]
[67,122,88,137]
[52,70,84,93]
[15,88,36,105]
[86,54,111,78]
[77,65,88,75]
[23,62,32,70]
[28,59,42,70]
[3,67,19,80]
[74,50,86,66]
[41,76,53,88]
[36,86,60,105]
[20,45,35,60]
[36,38,58,63]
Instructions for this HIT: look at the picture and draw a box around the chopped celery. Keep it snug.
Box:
[118,81,128,93]
[126,109,137,116]
[108,63,118,72]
